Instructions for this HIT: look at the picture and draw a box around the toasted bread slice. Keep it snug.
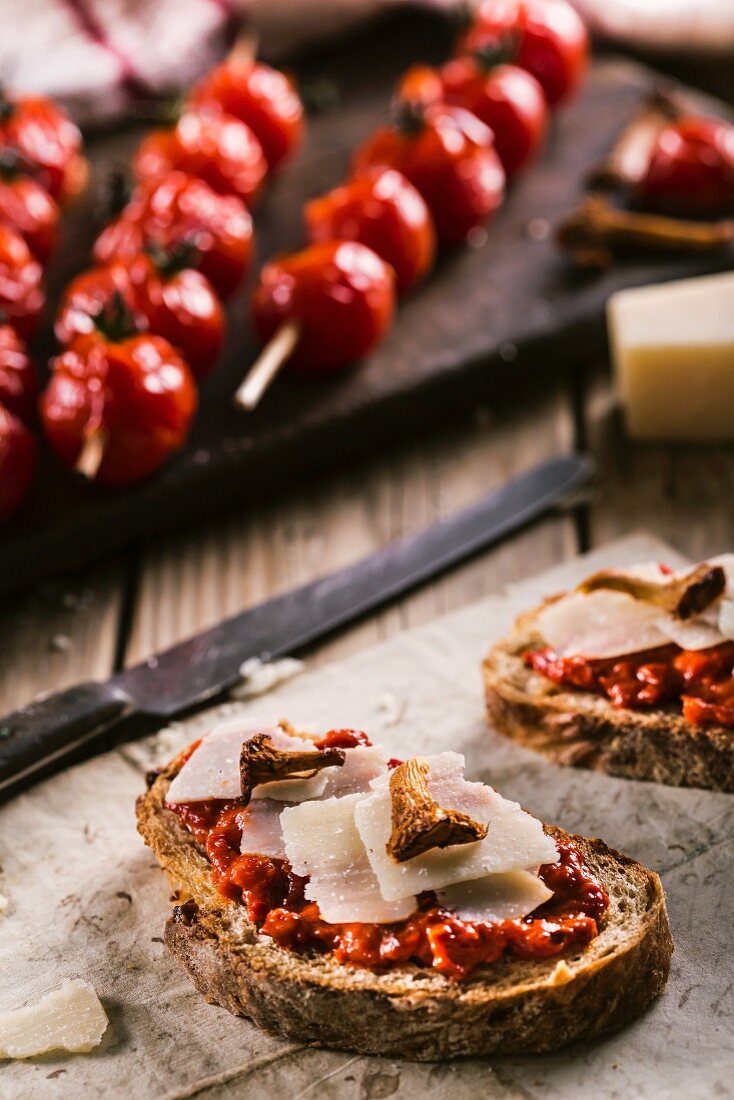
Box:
[483,601,734,792]
[136,756,672,1062]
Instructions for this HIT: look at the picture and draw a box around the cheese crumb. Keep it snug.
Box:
[0,979,108,1059]
[230,656,304,700]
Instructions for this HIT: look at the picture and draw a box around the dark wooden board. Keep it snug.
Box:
[2,11,732,596]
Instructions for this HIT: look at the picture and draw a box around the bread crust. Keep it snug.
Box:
[136,759,673,1061]
[483,601,734,792]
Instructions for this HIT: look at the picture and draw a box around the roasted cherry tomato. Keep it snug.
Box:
[190,56,304,171]
[459,0,588,107]
[0,324,37,423]
[0,91,86,202]
[304,167,435,293]
[0,400,36,521]
[134,107,267,207]
[354,98,505,246]
[636,117,734,216]
[56,252,225,380]
[439,53,547,175]
[41,305,197,488]
[0,159,59,263]
[93,171,253,300]
[0,225,44,340]
[252,240,395,373]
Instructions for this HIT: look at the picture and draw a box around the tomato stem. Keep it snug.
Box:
[233,321,300,412]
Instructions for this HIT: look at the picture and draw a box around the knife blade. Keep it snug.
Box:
[0,452,592,797]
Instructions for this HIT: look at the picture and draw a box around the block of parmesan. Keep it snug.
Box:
[0,980,108,1059]
[607,271,734,440]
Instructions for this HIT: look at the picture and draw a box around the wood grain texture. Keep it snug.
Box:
[126,384,576,670]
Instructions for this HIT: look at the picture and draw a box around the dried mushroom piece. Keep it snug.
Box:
[555,194,734,269]
[239,733,345,804]
[578,563,726,621]
[387,756,488,864]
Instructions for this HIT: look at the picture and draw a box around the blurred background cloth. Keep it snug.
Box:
[3,0,734,127]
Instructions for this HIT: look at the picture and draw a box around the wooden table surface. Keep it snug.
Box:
[2,359,733,720]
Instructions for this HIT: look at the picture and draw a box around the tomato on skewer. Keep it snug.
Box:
[42,296,197,488]
[134,107,267,207]
[354,91,505,247]
[635,117,734,217]
[236,240,395,410]
[0,156,59,263]
[56,251,225,381]
[0,400,36,522]
[0,324,37,423]
[190,56,304,171]
[0,90,86,202]
[458,0,588,107]
[94,171,253,301]
[0,224,44,340]
[305,167,436,292]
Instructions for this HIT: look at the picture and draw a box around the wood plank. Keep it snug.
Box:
[581,365,734,558]
[0,562,125,713]
[125,382,576,670]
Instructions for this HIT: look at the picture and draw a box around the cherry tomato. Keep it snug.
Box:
[0,163,59,262]
[636,117,734,216]
[190,57,304,171]
[93,171,253,300]
[134,107,267,207]
[354,101,505,246]
[439,54,547,175]
[459,0,588,107]
[0,224,44,340]
[304,167,435,293]
[0,325,37,423]
[0,92,86,201]
[56,252,225,380]
[41,322,197,488]
[252,240,395,373]
[0,400,36,521]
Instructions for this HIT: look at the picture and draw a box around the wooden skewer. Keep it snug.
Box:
[75,426,107,480]
[556,194,734,269]
[233,321,301,412]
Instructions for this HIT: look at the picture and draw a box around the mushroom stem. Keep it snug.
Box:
[75,426,107,480]
[556,194,734,268]
[588,89,683,191]
[234,321,300,412]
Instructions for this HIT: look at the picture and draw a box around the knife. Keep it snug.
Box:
[0,452,592,797]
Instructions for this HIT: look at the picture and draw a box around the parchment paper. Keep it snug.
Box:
[1,534,732,1100]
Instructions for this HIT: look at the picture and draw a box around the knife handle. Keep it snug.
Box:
[0,682,132,795]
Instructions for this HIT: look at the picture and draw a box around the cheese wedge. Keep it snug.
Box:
[608,271,734,441]
[354,753,557,903]
[0,980,108,1059]
[437,870,553,923]
[281,793,416,924]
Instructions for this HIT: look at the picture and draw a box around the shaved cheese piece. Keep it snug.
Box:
[319,745,388,799]
[719,599,734,640]
[355,753,557,902]
[165,719,333,804]
[537,589,668,658]
[238,799,287,859]
[655,614,723,651]
[437,870,553,923]
[0,980,108,1059]
[281,793,416,924]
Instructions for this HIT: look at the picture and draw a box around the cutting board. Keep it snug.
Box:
[4,11,733,595]
[1,533,731,1098]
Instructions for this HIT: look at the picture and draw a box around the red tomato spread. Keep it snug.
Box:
[527,641,734,728]
[166,729,608,980]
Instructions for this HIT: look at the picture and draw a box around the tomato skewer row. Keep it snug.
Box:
[0,152,60,263]
[305,167,436,293]
[94,171,254,300]
[41,294,198,487]
[56,249,225,381]
[235,240,395,411]
[134,105,268,207]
